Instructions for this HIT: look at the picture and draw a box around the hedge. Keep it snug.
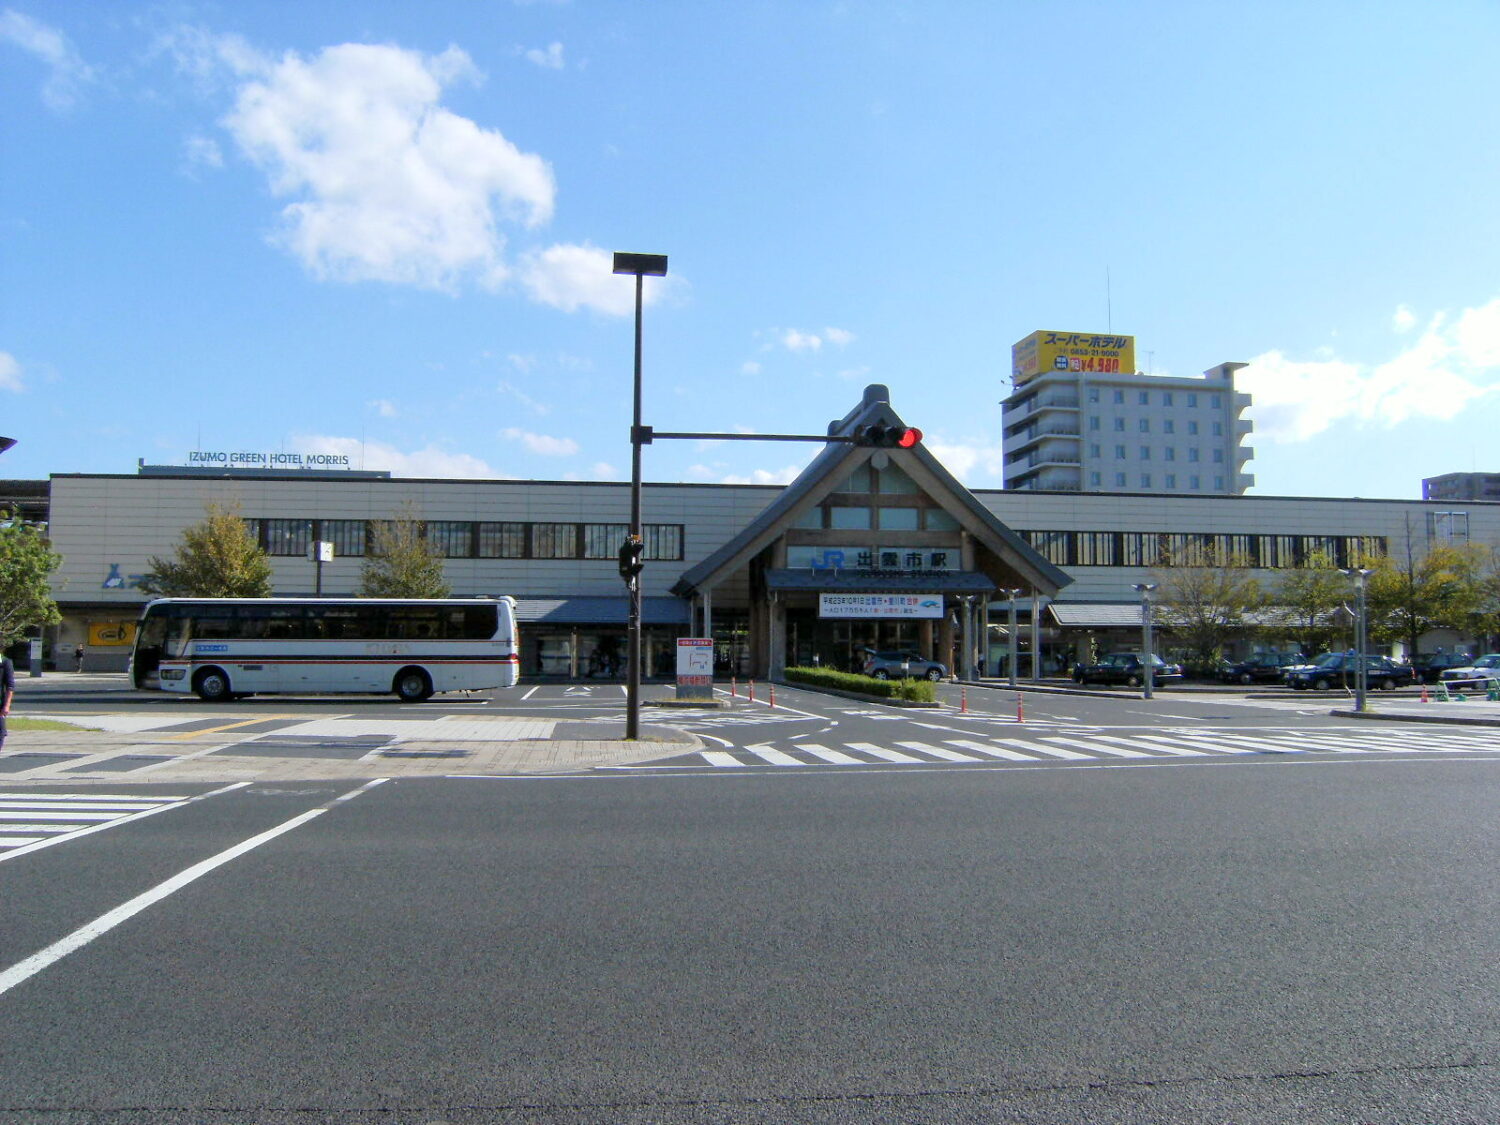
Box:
[783,666,937,703]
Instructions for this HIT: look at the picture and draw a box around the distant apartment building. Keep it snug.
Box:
[1423,472,1500,502]
[1000,331,1254,494]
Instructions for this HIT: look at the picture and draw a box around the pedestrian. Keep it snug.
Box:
[75,643,85,672]
[0,651,13,753]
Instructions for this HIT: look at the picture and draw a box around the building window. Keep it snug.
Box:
[1113,390,1124,404]
[1188,393,1199,407]
[1139,446,1150,460]
[1164,419,1174,434]
[322,520,366,558]
[426,521,473,558]
[1429,511,1470,543]
[842,465,873,492]
[1188,420,1199,435]
[1115,444,1127,459]
[1190,475,1201,489]
[1213,448,1224,463]
[1138,391,1149,405]
[1212,421,1223,436]
[1165,474,1177,488]
[531,523,578,559]
[924,509,959,531]
[1211,394,1222,409]
[1089,443,1101,458]
[1113,417,1125,431]
[1114,472,1126,487]
[1164,447,1176,462]
[1214,476,1226,490]
[1189,448,1200,462]
[641,524,684,560]
[583,523,630,559]
[829,506,872,530]
[262,519,311,557]
[478,522,527,558]
[1163,392,1174,406]
[1090,472,1102,487]
[1088,388,1100,403]
[878,507,919,531]
[1138,418,1150,432]
[1089,416,1101,431]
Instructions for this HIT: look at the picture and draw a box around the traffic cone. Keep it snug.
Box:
[1016,692,1024,723]
[1420,685,1429,703]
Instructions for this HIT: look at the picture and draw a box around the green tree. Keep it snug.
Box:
[359,503,451,598]
[138,500,273,598]
[1271,549,1350,655]
[1364,537,1484,655]
[0,509,63,646]
[1150,543,1264,672]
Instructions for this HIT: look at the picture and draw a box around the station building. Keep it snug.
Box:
[24,385,1500,676]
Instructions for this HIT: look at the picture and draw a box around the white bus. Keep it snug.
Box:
[130,597,519,702]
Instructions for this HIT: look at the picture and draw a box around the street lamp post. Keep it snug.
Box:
[1132,583,1159,699]
[1341,567,1372,712]
[1002,588,1023,688]
[612,252,668,741]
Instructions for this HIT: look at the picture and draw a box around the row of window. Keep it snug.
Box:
[1019,531,1386,569]
[1092,417,1221,435]
[246,519,685,561]
[1089,388,1223,409]
[1092,444,1226,463]
[1088,473,1229,491]
[156,603,502,643]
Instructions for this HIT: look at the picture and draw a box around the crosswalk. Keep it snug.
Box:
[0,791,191,858]
[690,728,1500,768]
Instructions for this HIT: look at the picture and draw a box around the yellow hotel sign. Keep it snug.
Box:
[1012,331,1136,383]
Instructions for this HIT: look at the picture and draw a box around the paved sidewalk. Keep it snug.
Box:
[1,672,701,783]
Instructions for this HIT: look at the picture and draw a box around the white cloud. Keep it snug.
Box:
[1392,305,1416,333]
[0,9,95,110]
[523,42,565,69]
[782,329,822,353]
[502,426,578,456]
[519,242,666,315]
[181,134,224,174]
[368,398,398,418]
[217,40,554,290]
[823,326,855,347]
[292,434,504,478]
[1241,296,1500,443]
[496,379,549,414]
[926,439,1006,482]
[564,462,619,481]
[719,464,805,485]
[0,351,21,392]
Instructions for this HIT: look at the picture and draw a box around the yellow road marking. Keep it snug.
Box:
[167,716,295,741]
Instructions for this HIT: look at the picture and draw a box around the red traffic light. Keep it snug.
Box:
[855,424,923,448]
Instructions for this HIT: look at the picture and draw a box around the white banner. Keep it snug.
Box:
[819,594,944,619]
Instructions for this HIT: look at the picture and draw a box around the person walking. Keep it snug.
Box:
[0,652,14,753]
[75,643,85,672]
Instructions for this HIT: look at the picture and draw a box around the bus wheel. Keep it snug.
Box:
[194,668,232,703]
[394,668,433,703]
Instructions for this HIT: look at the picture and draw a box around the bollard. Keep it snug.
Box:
[1420,685,1429,703]
[731,676,737,698]
[1016,692,1024,723]
[769,682,776,708]
[749,679,756,703]
[961,686,967,713]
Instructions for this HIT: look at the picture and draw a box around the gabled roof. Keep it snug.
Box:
[672,384,1071,597]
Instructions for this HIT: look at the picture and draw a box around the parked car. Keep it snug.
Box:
[1220,652,1306,685]
[1284,652,1415,691]
[1438,653,1500,686]
[1411,651,1479,684]
[860,650,947,681]
[1072,652,1184,687]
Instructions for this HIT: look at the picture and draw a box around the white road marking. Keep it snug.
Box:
[745,744,805,766]
[700,751,745,768]
[0,779,384,998]
[985,737,1091,760]
[939,739,1040,762]
[844,742,925,764]
[893,741,984,762]
[794,743,864,765]
[1038,736,1153,759]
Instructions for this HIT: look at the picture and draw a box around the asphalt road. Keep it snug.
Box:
[2,755,1496,1123]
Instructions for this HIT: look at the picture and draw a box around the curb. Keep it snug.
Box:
[1329,708,1500,728]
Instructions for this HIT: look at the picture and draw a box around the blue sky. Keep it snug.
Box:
[4,1,1499,498]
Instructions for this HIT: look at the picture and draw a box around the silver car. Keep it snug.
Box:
[860,650,948,681]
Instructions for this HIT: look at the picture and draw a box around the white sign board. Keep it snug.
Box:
[819,594,945,619]
[675,637,714,701]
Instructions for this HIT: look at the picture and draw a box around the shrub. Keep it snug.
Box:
[784,666,936,703]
